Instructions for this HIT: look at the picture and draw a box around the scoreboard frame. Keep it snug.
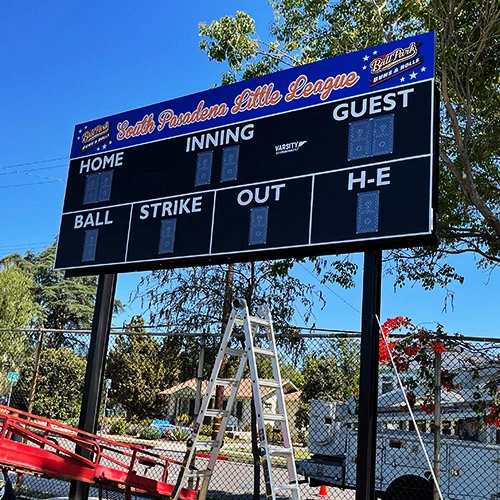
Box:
[55,32,438,275]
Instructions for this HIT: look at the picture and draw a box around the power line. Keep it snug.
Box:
[0,241,53,250]
[0,156,68,170]
[298,261,361,314]
[0,166,64,182]
[0,164,67,176]
[0,180,64,189]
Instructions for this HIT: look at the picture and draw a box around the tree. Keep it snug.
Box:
[198,1,500,289]
[6,244,123,348]
[0,258,37,394]
[135,261,323,378]
[14,347,86,421]
[301,338,360,402]
[296,337,360,429]
[106,316,168,420]
[0,257,37,331]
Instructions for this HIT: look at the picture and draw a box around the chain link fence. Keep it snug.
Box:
[2,327,500,500]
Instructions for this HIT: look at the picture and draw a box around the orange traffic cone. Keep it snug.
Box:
[317,485,328,497]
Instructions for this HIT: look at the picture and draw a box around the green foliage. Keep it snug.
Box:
[162,427,191,441]
[302,338,360,402]
[16,347,86,421]
[139,426,161,440]
[65,416,80,428]
[295,428,308,446]
[265,424,283,443]
[3,244,123,348]
[136,262,324,382]
[199,424,213,437]
[106,318,167,420]
[198,1,500,288]
[0,257,37,330]
[109,417,128,435]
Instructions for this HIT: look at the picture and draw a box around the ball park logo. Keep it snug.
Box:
[369,41,421,86]
[81,121,111,153]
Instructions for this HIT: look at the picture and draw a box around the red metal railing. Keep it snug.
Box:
[0,404,198,500]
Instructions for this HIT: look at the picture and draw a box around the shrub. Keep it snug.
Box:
[163,427,191,441]
[265,424,282,443]
[65,417,80,429]
[139,426,162,440]
[125,423,142,436]
[199,424,213,437]
[109,417,127,436]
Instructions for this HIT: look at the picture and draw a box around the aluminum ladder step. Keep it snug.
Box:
[268,446,293,457]
[258,380,280,389]
[263,413,286,422]
[214,378,237,387]
[194,440,221,448]
[275,484,300,492]
[248,316,271,327]
[253,346,275,357]
[204,409,230,418]
[224,347,244,356]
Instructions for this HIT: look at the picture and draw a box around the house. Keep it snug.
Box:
[377,347,500,443]
[159,378,301,433]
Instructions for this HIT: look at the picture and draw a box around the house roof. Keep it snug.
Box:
[159,378,300,400]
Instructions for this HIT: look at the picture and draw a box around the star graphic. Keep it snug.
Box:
[77,137,80,141]
[373,50,378,55]
[362,65,367,70]
[400,77,406,82]
[79,129,82,133]
[109,140,112,145]
[363,55,369,61]
[97,147,100,151]
[421,66,427,72]
[84,126,87,129]
[102,144,107,150]
[410,71,417,79]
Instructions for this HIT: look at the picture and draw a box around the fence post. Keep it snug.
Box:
[433,350,442,500]
[28,330,44,413]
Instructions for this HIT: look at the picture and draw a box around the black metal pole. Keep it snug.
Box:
[356,250,382,500]
[69,273,117,500]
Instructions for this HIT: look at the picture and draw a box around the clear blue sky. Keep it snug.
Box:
[1,1,497,337]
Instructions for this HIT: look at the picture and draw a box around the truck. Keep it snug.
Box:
[296,399,500,500]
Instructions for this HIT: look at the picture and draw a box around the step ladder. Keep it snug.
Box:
[170,298,301,500]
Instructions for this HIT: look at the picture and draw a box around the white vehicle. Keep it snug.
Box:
[296,399,500,500]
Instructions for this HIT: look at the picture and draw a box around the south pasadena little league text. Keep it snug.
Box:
[74,34,432,158]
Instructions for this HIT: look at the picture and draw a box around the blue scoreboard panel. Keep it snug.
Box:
[55,32,438,275]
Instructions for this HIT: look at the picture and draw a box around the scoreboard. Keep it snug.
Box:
[55,32,437,275]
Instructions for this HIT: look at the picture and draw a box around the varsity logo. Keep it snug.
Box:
[275,140,307,155]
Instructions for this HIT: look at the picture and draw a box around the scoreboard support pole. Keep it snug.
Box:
[69,273,118,500]
[356,250,382,500]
